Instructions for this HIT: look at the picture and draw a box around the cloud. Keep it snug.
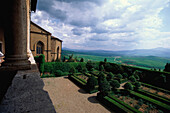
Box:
[31,0,170,50]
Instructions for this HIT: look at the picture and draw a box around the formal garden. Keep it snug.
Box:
[35,54,170,113]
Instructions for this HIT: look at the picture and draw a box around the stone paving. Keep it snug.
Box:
[0,71,56,113]
[43,77,114,113]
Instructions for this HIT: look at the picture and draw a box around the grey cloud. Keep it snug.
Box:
[72,28,84,36]
[56,0,107,5]
[38,0,67,20]
[89,35,109,41]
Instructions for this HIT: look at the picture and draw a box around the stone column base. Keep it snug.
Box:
[1,55,31,70]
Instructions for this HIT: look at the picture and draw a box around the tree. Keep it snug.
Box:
[104,58,107,62]
[129,76,136,82]
[98,77,111,95]
[117,74,123,79]
[122,73,128,78]
[80,58,84,62]
[68,54,75,62]
[86,75,98,92]
[62,56,66,62]
[110,80,120,89]
[107,72,114,81]
[98,72,105,85]
[104,63,113,72]
[124,82,133,90]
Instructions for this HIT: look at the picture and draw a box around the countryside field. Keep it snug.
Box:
[62,50,170,70]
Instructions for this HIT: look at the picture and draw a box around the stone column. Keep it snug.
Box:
[27,0,36,64]
[2,0,30,70]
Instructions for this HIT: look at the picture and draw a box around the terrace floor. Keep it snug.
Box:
[42,77,114,113]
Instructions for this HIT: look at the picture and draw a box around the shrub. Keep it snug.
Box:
[39,54,45,73]
[112,64,124,74]
[98,72,105,84]
[124,82,134,90]
[54,70,63,77]
[107,72,114,81]
[134,74,140,80]
[129,76,136,82]
[86,61,96,71]
[76,64,83,72]
[44,63,53,73]
[134,82,141,89]
[104,63,113,72]
[86,75,98,91]
[69,67,76,74]
[99,78,111,95]
[100,65,105,71]
[117,74,123,79]
[134,105,140,110]
[160,74,166,83]
[110,80,120,89]
[122,73,128,78]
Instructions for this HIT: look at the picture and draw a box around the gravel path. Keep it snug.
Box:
[42,77,113,113]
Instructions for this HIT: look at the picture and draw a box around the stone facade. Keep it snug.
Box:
[30,22,62,62]
[0,21,62,63]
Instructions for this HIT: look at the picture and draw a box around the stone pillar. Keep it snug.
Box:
[2,0,30,70]
[27,0,36,64]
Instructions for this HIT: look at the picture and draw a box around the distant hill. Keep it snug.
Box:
[62,47,170,58]
[61,48,170,69]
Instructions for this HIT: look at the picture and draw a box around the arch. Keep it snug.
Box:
[57,46,59,59]
[36,41,44,55]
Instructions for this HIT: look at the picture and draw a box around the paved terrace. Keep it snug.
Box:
[43,77,114,113]
[0,70,56,113]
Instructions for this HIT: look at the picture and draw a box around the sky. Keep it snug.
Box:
[31,0,170,51]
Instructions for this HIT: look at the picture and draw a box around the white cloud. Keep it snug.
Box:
[31,0,170,50]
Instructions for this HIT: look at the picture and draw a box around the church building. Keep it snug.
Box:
[30,21,62,62]
[0,21,62,63]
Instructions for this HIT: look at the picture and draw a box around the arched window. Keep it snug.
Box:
[36,41,44,55]
[57,46,59,59]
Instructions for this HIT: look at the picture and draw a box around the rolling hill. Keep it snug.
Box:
[61,48,170,69]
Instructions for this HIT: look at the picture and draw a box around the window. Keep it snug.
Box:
[36,41,43,54]
[57,46,59,59]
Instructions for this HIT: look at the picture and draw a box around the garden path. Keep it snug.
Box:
[42,77,113,113]
[118,81,128,89]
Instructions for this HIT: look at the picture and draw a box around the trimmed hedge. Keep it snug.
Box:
[41,74,55,78]
[129,90,170,112]
[72,74,87,84]
[136,89,170,105]
[141,82,170,94]
[108,94,142,113]
[100,96,133,113]
[44,62,87,73]
[69,75,86,88]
